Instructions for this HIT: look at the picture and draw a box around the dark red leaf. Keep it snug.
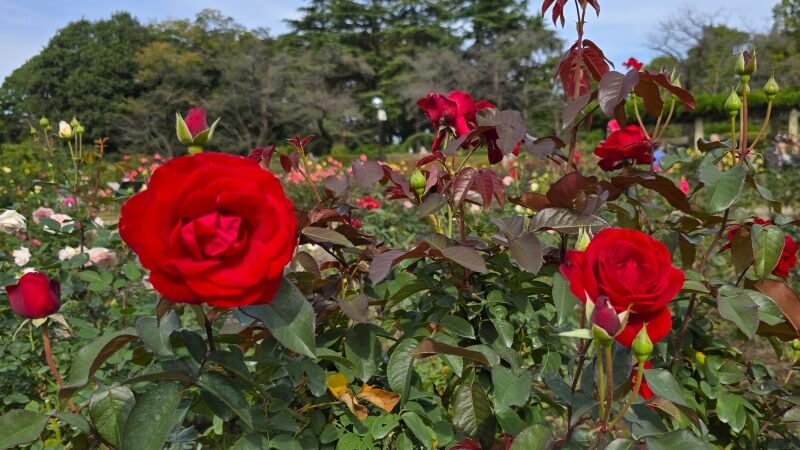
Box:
[634,78,664,117]
[597,70,639,117]
[639,71,696,111]
[452,167,478,206]
[352,159,384,187]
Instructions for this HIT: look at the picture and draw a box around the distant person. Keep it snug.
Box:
[765,134,791,169]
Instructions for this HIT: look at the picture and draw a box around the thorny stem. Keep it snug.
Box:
[654,97,677,142]
[564,311,588,444]
[455,146,478,173]
[632,97,651,140]
[602,344,614,425]
[608,360,644,429]
[202,307,216,352]
[596,346,606,420]
[749,100,773,151]
[41,323,64,388]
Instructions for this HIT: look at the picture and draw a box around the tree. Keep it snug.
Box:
[0,13,152,143]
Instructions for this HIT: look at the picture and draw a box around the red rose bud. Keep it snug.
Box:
[5,272,61,319]
[591,295,620,344]
[735,50,756,80]
[175,107,221,152]
[632,325,653,364]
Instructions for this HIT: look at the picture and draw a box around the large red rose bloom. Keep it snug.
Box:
[119,152,297,308]
[5,272,61,319]
[560,228,684,347]
[594,125,653,171]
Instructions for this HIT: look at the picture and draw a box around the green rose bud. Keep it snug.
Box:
[39,117,49,128]
[735,50,756,79]
[29,126,37,136]
[724,90,742,118]
[70,117,80,129]
[75,125,85,135]
[632,325,654,364]
[410,169,427,197]
[576,226,592,251]
[764,75,780,100]
[792,339,800,351]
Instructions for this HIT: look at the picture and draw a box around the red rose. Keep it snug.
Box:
[594,125,653,171]
[5,272,61,319]
[560,228,684,347]
[632,361,654,400]
[417,91,517,164]
[722,218,798,278]
[357,196,381,210]
[119,152,297,308]
[184,107,208,138]
[622,57,644,71]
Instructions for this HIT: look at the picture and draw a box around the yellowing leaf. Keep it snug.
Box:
[340,391,369,421]
[327,373,349,399]
[357,384,400,413]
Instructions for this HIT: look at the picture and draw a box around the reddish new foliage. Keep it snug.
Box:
[184,107,208,138]
[593,125,653,171]
[622,57,644,71]
[5,272,61,319]
[119,152,297,307]
[555,39,610,99]
[560,228,685,347]
[357,196,381,210]
[722,218,798,278]
[542,0,600,27]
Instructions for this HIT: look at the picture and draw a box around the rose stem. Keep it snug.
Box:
[41,322,64,388]
[203,308,216,353]
[603,344,614,425]
[608,359,644,429]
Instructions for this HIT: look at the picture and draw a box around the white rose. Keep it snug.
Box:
[84,247,117,268]
[59,121,73,139]
[43,213,75,233]
[0,210,26,234]
[58,246,80,261]
[13,246,31,266]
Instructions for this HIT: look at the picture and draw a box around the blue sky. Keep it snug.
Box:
[0,0,780,82]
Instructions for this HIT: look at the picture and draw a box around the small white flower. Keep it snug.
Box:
[107,182,120,191]
[58,246,80,261]
[21,267,37,274]
[0,210,26,234]
[92,217,105,227]
[514,205,526,213]
[58,121,73,139]
[13,247,31,266]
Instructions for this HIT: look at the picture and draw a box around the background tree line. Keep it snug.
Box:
[4,0,800,155]
[0,1,562,155]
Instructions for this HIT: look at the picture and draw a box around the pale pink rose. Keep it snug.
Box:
[84,247,117,268]
[32,207,55,224]
[502,176,514,186]
[153,153,163,161]
[403,200,414,209]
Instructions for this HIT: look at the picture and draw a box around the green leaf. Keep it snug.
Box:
[509,424,553,450]
[718,291,759,338]
[452,379,496,449]
[441,246,488,273]
[270,434,303,450]
[198,372,253,430]
[387,338,416,404]
[643,369,688,406]
[401,412,435,449]
[417,193,447,217]
[371,414,399,440]
[60,328,138,403]
[716,392,750,433]
[645,429,714,450]
[509,233,543,274]
[440,315,475,339]
[0,410,49,449]
[241,277,316,358]
[120,382,184,450]
[89,385,136,448]
[491,365,531,410]
[751,224,785,280]
[699,163,745,213]
[231,433,270,450]
[553,273,579,327]
[302,226,353,247]
[135,316,173,357]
